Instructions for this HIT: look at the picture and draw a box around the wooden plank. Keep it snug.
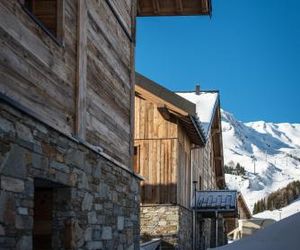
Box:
[75,0,87,140]
[129,0,136,170]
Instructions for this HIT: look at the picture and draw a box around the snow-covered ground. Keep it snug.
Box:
[213,212,300,250]
[222,110,300,213]
[254,198,300,221]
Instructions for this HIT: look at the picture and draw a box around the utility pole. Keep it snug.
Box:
[251,155,256,174]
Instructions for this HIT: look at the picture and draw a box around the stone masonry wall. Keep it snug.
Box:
[0,102,140,250]
[178,206,193,250]
[140,205,201,250]
[140,205,179,249]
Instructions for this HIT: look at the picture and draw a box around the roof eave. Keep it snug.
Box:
[137,0,212,17]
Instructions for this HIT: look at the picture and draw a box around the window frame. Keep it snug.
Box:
[19,0,65,47]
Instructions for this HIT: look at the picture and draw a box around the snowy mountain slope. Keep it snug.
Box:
[221,110,300,212]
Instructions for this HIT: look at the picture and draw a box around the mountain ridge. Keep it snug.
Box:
[221,109,300,212]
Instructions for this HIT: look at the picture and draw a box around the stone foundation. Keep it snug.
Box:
[0,102,140,249]
[140,205,196,250]
[140,205,225,250]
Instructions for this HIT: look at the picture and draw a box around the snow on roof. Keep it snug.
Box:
[193,190,237,212]
[213,212,300,250]
[177,91,219,138]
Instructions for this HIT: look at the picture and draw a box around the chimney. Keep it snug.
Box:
[195,85,201,95]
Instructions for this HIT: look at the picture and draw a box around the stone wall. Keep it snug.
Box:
[140,205,179,249]
[178,206,192,250]
[140,205,200,250]
[0,102,140,250]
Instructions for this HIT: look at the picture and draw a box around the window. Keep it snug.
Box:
[20,0,64,44]
[134,146,140,174]
[199,176,202,190]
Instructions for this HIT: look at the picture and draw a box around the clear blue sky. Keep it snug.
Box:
[136,0,300,123]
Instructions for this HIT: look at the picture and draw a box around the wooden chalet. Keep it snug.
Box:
[135,73,226,249]
[226,193,252,235]
[0,0,212,249]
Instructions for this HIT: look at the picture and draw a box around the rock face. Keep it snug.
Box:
[0,103,140,249]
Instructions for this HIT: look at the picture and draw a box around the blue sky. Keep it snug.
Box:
[135,0,300,123]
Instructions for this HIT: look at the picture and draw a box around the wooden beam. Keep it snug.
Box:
[135,85,189,117]
[75,0,87,140]
[176,0,183,12]
[158,106,171,121]
[56,0,65,45]
[152,0,160,13]
[212,128,220,136]
[129,0,137,169]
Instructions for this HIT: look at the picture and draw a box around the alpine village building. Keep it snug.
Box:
[134,74,235,249]
[0,0,213,249]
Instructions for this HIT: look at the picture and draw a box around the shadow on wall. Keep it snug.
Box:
[140,183,178,204]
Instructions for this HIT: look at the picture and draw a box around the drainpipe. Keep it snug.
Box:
[190,146,200,250]
[193,181,198,250]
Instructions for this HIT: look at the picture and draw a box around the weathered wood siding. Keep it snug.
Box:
[191,130,217,191]
[135,93,195,208]
[135,94,178,204]
[0,0,77,135]
[177,124,192,208]
[85,0,134,165]
[0,0,135,166]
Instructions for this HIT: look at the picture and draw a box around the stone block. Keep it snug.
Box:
[65,149,84,168]
[82,192,93,211]
[1,145,26,178]
[17,207,28,215]
[88,212,97,224]
[1,176,24,193]
[50,161,70,173]
[101,226,112,240]
[16,236,32,250]
[117,216,124,231]
[16,123,33,142]
[84,227,92,241]
[86,241,103,249]
[95,204,103,211]
[0,224,5,235]
[92,229,102,240]
[0,117,14,133]
[15,215,33,230]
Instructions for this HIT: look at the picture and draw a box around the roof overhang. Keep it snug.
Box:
[137,0,212,17]
[158,106,205,145]
[238,192,252,219]
[136,73,206,146]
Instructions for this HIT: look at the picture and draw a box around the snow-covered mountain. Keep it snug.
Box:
[221,110,300,213]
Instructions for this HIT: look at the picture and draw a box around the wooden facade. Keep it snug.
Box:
[0,1,213,248]
[226,193,252,234]
[135,74,224,209]
[0,0,137,167]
